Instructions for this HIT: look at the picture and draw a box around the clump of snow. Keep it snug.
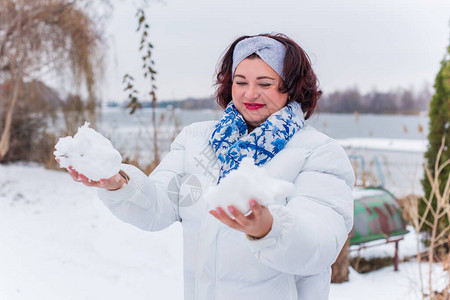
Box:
[205,157,295,217]
[54,122,122,181]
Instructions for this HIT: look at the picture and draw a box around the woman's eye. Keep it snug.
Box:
[259,83,272,87]
[235,82,247,86]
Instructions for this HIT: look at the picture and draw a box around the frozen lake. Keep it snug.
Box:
[98,107,429,140]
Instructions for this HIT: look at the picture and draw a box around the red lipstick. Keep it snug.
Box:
[244,103,265,110]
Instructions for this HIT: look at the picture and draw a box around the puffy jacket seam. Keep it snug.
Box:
[286,274,297,300]
[213,226,220,300]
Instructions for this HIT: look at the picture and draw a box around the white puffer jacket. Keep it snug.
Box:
[98,121,355,300]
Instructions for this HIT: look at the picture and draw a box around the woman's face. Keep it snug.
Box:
[232,58,288,130]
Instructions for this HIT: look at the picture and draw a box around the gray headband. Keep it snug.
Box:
[232,36,286,80]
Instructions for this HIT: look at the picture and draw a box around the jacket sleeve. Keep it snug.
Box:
[97,126,189,231]
[247,141,355,276]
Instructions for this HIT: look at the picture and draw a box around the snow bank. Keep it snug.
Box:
[54,122,122,181]
[338,138,427,153]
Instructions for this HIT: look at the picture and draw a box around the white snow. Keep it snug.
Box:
[0,163,183,300]
[338,138,427,153]
[54,122,122,181]
[352,187,387,199]
[1,163,447,300]
[204,157,295,217]
[330,261,448,300]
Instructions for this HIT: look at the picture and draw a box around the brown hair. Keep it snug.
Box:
[215,33,322,120]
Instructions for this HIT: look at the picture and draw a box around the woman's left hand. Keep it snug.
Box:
[209,199,273,239]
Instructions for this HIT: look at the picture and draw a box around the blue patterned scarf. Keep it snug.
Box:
[209,101,305,183]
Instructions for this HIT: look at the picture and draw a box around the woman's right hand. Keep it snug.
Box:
[66,166,126,191]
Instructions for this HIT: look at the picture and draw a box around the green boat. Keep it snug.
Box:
[350,187,408,245]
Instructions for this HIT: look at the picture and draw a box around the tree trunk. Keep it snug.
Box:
[331,236,350,283]
[0,6,23,161]
[0,76,21,160]
[87,93,96,127]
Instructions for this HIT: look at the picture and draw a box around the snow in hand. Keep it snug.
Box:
[54,122,122,181]
[205,157,295,216]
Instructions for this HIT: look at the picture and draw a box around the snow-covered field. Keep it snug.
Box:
[0,163,446,300]
[0,164,183,300]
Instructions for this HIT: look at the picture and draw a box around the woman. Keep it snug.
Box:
[68,33,355,300]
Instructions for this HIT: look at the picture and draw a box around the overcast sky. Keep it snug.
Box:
[102,0,450,102]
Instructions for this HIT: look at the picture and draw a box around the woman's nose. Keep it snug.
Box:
[245,84,260,100]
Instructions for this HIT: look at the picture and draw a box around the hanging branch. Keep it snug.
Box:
[124,8,157,114]
[122,74,140,114]
[122,8,160,171]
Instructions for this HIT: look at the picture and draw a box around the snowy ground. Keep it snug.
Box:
[0,164,183,300]
[0,163,447,300]
[330,262,447,300]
